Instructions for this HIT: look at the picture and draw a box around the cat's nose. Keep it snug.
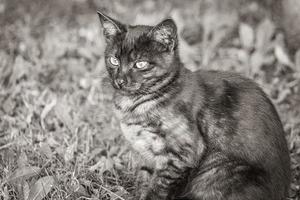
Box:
[114,78,127,89]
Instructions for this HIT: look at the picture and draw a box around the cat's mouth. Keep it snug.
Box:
[112,82,142,94]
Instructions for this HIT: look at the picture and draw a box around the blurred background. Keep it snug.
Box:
[0,0,300,199]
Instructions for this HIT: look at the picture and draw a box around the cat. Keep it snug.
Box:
[97,11,291,200]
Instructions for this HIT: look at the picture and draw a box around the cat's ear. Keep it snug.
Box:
[150,19,178,50]
[97,11,126,40]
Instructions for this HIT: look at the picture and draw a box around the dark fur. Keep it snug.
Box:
[97,11,291,200]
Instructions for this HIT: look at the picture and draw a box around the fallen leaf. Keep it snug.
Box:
[10,55,30,86]
[46,136,59,148]
[239,23,254,50]
[27,176,55,200]
[3,186,9,200]
[89,156,114,174]
[40,96,57,130]
[295,49,300,73]
[250,51,264,75]
[54,97,74,133]
[255,18,275,51]
[17,151,28,168]
[250,51,275,75]
[88,148,105,162]
[64,142,77,162]
[39,143,53,158]
[2,97,16,114]
[274,33,294,68]
[8,166,41,183]
[275,45,294,68]
[0,2,5,14]
[274,88,291,104]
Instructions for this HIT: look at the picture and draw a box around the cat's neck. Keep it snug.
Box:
[113,63,189,117]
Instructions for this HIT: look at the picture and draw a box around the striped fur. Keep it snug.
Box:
[97,12,291,200]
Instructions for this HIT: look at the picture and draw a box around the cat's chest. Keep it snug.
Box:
[118,104,197,161]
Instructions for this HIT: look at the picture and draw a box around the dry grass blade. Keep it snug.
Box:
[99,185,125,200]
[0,143,14,151]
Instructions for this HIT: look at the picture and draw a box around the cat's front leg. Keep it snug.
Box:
[142,157,188,200]
[136,166,153,200]
[143,130,206,199]
[143,177,170,200]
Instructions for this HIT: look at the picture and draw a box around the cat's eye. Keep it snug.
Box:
[135,61,149,69]
[109,57,120,66]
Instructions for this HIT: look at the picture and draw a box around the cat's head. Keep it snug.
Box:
[97,11,180,94]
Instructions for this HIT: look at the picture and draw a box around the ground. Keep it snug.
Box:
[0,0,299,199]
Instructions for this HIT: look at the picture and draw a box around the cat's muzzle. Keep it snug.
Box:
[114,78,127,89]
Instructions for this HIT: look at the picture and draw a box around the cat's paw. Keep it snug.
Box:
[137,187,151,200]
[142,190,167,200]
[139,190,154,200]
[136,167,152,187]
[136,168,153,200]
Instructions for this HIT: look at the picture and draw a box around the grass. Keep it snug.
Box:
[0,0,299,199]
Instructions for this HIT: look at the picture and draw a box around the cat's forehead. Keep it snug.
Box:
[125,25,152,41]
[120,25,153,50]
[107,24,162,57]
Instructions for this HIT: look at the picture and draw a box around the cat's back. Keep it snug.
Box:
[192,69,280,114]
[192,69,290,167]
[194,69,256,88]
[183,69,291,199]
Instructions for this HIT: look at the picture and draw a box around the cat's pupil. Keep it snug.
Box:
[135,61,148,69]
[109,56,120,66]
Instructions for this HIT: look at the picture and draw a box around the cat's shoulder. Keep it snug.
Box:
[185,69,270,107]
[194,70,254,86]
[190,69,263,94]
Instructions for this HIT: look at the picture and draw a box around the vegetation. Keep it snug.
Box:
[0,0,299,199]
